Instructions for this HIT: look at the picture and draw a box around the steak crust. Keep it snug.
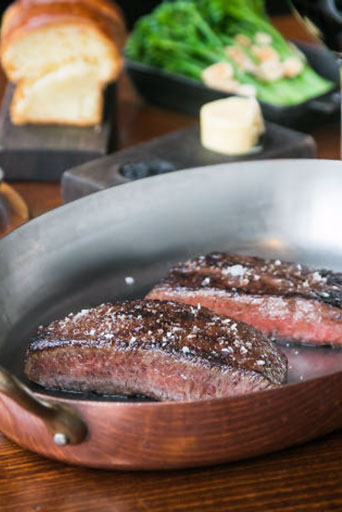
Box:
[146,253,342,346]
[25,299,287,401]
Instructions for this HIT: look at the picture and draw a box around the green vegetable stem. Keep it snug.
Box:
[125,0,333,106]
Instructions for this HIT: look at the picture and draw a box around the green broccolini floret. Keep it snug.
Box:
[126,2,224,61]
[194,0,296,57]
[126,3,237,80]
[125,0,334,106]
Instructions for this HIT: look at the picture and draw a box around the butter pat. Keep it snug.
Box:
[200,97,265,155]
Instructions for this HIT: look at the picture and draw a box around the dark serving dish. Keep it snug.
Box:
[125,41,340,130]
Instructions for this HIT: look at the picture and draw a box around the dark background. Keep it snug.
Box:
[0,1,290,29]
[114,0,290,29]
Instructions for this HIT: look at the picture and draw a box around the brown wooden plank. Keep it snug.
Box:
[0,431,341,512]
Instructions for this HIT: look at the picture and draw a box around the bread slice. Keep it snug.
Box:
[11,60,104,126]
[1,1,126,83]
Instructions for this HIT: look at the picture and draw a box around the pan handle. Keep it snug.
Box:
[0,365,87,446]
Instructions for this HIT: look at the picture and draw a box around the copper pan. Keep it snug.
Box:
[0,159,342,470]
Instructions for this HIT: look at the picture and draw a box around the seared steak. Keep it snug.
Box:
[147,253,342,346]
[25,299,287,401]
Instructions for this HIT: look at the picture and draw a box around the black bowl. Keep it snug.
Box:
[125,41,340,130]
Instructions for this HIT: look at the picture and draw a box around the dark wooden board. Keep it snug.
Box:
[62,122,316,203]
[0,84,117,181]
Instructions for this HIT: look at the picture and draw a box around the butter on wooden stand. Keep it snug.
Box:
[200,96,265,155]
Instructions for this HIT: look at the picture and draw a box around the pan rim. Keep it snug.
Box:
[2,157,342,244]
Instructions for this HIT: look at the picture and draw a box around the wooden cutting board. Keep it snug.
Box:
[0,84,116,181]
[61,122,316,203]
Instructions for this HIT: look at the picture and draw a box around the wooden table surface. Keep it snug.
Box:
[1,15,342,512]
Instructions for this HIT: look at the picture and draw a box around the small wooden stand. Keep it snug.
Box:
[0,83,116,181]
[62,122,316,203]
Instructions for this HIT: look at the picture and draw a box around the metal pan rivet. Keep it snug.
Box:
[53,433,69,446]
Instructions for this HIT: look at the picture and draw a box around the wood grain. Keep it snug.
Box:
[0,14,341,512]
[0,430,341,512]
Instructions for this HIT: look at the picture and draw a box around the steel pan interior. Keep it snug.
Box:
[1,159,342,399]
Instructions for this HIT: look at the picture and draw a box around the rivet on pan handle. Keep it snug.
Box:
[0,365,88,445]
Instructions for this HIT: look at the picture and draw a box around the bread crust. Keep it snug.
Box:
[1,0,126,82]
[1,1,126,51]
[18,0,124,23]
[0,0,125,126]
[14,0,125,39]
